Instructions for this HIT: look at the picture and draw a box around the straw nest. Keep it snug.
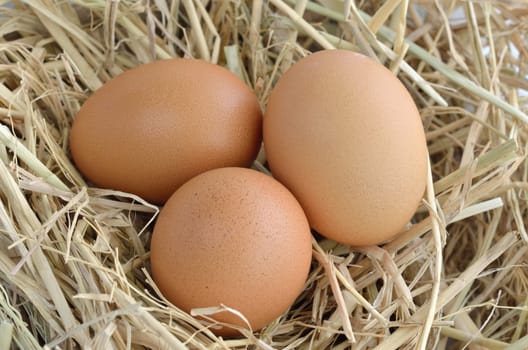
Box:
[0,0,527,349]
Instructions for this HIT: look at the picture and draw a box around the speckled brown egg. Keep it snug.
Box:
[149,167,312,336]
[263,50,428,246]
[69,59,262,204]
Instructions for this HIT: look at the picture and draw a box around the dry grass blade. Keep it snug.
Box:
[269,0,335,50]
[0,0,527,348]
[0,125,69,191]
[368,0,404,34]
[439,326,509,349]
[416,157,444,350]
[312,243,356,342]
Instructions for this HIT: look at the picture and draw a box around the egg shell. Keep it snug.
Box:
[149,167,312,336]
[69,59,262,204]
[263,50,428,246]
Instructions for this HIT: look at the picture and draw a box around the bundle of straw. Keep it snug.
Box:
[0,0,526,349]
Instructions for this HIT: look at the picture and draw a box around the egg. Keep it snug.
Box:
[69,59,262,204]
[149,167,312,336]
[263,50,428,246]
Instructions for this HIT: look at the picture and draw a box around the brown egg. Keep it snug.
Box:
[69,59,262,204]
[263,50,428,246]
[150,167,312,336]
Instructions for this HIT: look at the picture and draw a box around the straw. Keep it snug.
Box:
[0,0,527,348]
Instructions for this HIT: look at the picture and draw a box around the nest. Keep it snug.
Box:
[0,0,527,349]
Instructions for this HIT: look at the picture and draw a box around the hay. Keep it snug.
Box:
[0,0,526,349]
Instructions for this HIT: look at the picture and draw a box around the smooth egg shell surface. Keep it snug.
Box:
[263,50,428,246]
[150,167,312,336]
[69,59,262,204]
